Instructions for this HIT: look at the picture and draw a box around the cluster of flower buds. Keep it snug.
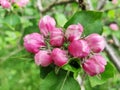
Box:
[23,15,107,76]
[0,0,29,9]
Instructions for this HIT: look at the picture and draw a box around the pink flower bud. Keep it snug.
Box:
[68,40,90,58]
[1,0,11,8]
[85,34,106,53]
[23,33,45,54]
[65,24,83,42]
[38,15,56,36]
[50,28,64,47]
[82,54,107,76]
[51,48,68,66]
[112,0,118,4]
[10,0,15,3]
[16,0,29,7]
[109,23,119,31]
[34,50,52,67]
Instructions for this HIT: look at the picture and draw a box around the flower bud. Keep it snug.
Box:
[34,50,52,67]
[23,33,45,54]
[85,34,106,53]
[51,48,68,66]
[1,0,11,8]
[38,15,56,36]
[50,28,64,47]
[109,23,119,31]
[65,24,83,42]
[82,54,107,76]
[68,40,90,58]
[112,0,118,4]
[10,0,15,3]
[16,0,29,7]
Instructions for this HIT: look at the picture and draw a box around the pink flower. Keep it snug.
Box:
[68,40,90,58]
[109,23,119,31]
[15,0,29,7]
[82,54,107,76]
[65,24,83,42]
[34,50,52,67]
[112,0,118,4]
[85,34,106,53]
[51,48,68,67]
[50,28,64,47]
[23,33,45,54]
[38,15,56,36]
[0,0,11,8]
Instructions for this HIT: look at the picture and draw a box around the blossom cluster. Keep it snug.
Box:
[23,15,107,76]
[0,0,29,9]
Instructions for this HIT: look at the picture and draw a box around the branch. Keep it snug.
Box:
[112,35,120,48]
[104,6,120,12]
[76,75,85,90]
[38,0,76,14]
[97,0,107,10]
[78,0,86,10]
[86,0,94,10]
[105,41,120,72]
[1,47,24,63]
[37,0,43,12]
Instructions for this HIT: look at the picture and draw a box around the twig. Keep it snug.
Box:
[112,35,120,48]
[97,0,107,10]
[0,47,24,63]
[78,0,86,10]
[104,6,120,12]
[38,0,76,14]
[76,74,85,90]
[105,41,120,72]
[37,0,43,12]
[86,0,94,10]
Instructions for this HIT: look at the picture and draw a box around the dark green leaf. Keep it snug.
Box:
[40,70,80,90]
[40,65,53,79]
[64,11,103,36]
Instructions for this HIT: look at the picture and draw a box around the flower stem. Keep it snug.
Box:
[60,71,70,90]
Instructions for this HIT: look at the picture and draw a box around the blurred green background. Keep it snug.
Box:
[0,0,120,90]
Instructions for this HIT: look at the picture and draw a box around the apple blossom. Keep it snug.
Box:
[38,15,56,36]
[68,40,90,58]
[85,33,106,53]
[51,48,68,66]
[23,33,45,54]
[50,28,64,47]
[109,23,119,31]
[0,0,11,8]
[82,54,107,76]
[34,50,52,67]
[65,23,83,42]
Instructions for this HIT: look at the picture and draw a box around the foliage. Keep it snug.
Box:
[0,0,120,90]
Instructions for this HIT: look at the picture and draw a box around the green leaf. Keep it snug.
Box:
[89,62,115,87]
[40,65,53,79]
[4,14,21,26]
[64,11,103,36]
[54,13,67,27]
[40,70,81,90]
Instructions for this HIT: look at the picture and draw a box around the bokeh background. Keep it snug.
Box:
[0,0,120,90]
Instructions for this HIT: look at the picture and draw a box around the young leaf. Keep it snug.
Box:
[4,14,21,26]
[54,13,67,27]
